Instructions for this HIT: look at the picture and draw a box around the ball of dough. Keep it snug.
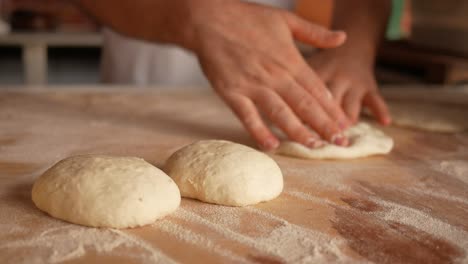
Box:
[32,155,180,228]
[164,140,283,206]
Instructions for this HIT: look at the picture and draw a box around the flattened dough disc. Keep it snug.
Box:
[275,122,393,160]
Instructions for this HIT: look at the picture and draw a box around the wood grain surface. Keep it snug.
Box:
[0,87,467,264]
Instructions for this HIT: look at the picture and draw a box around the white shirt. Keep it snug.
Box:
[101,0,296,87]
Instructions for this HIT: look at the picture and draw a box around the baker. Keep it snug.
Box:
[78,0,392,150]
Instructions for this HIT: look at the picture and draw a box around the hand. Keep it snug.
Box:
[307,47,391,125]
[185,0,351,150]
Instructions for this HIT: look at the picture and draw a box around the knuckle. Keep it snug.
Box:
[243,113,260,129]
[296,97,313,113]
[293,130,311,143]
[307,28,321,40]
[322,101,341,118]
[287,124,309,141]
[283,52,303,66]
[269,105,289,121]
[223,91,242,101]
[273,78,298,96]
[290,63,310,79]
[314,118,337,138]
[273,69,294,86]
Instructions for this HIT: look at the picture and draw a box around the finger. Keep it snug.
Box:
[283,12,346,49]
[363,91,392,125]
[222,93,279,150]
[293,63,351,130]
[342,90,365,124]
[254,89,324,148]
[328,79,350,106]
[276,81,348,146]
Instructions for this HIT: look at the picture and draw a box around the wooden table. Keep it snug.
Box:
[0,86,467,264]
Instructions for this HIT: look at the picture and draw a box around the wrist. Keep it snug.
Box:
[158,1,199,51]
[170,0,228,52]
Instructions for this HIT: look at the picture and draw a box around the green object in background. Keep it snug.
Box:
[386,0,405,40]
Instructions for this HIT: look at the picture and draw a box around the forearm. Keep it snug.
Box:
[77,0,196,50]
[331,0,391,64]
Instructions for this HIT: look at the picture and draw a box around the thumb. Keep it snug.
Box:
[283,12,346,48]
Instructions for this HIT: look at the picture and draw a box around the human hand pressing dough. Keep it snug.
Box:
[307,46,391,126]
[190,1,351,150]
[79,0,353,149]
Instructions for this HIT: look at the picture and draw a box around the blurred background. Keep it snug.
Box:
[0,0,467,87]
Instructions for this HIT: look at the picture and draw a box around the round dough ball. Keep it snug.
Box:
[164,140,283,206]
[32,155,180,228]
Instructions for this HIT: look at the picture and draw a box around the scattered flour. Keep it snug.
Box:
[371,199,468,263]
[0,224,173,264]
[285,190,338,206]
[246,208,355,263]
[182,202,242,229]
[281,165,353,192]
[0,177,173,264]
[432,160,468,184]
[157,219,245,263]
[408,187,468,205]
[2,161,466,264]
[174,208,282,258]
[2,91,467,263]
[170,207,356,263]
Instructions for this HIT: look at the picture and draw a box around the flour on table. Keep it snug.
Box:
[276,122,393,159]
[432,160,468,185]
[388,101,468,133]
[168,207,354,263]
[372,199,468,263]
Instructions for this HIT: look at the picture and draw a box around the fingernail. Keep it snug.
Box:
[331,30,346,41]
[331,133,349,147]
[262,138,279,151]
[335,30,347,37]
[306,138,324,149]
